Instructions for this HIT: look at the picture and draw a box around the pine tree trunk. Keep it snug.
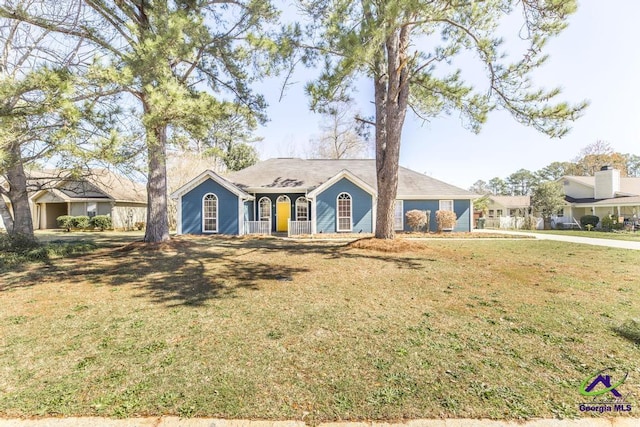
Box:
[373,27,411,239]
[143,125,170,243]
[4,143,35,238]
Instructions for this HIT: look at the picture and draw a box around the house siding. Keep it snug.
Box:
[112,204,146,229]
[453,200,471,232]
[316,178,372,233]
[68,201,112,217]
[70,202,86,216]
[97,202,112,216]
[402,199,471,232]
[252,193,307,231]
[563,180,593,199]
[181,178,239,234]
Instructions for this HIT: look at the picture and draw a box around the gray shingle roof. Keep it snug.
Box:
[86,169,147,203]
[225,158,475,198]
[29,169,147,204]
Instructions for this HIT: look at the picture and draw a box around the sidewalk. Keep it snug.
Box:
[474,229,640,250]
[1,417,639,427]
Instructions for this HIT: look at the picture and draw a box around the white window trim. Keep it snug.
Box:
[258,197,271,222]
[336,192,353,232]
[295,196,309,221]
[439,200,454,212]
[202,193,218,233]
[394,200,404,230]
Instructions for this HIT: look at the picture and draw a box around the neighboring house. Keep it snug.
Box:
[559,166,640,225]
[483,195,538,229]
[29,169,147,230]
[171,158,477,236]
[485,196,532,218]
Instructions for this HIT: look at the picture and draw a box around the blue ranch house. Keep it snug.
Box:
[171,158,477,236]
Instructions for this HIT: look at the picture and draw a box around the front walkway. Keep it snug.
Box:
[475,229,640,250]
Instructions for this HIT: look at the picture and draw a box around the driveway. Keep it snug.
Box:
[475,229,640,250]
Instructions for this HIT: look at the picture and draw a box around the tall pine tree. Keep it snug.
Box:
[303,0,588,239]
[2,0,287,242]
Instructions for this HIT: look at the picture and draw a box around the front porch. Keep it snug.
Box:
[567,204,640,229]
[243,219,312,237]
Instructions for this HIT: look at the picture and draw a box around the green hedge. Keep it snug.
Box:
[580,215,599,229]
[90,215,112,231]
[601,214,623,231]
[56,215,112,231]
[56,215,74,231]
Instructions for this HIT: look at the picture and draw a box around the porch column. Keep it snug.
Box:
[176,196,182,235]
[253,193,257,221]
[310,197,317,234]
[237,197,244,235]
[40,203,46,230]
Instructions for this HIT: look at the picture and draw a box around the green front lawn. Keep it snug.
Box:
[1,236,639,421]
[532,229,640,241]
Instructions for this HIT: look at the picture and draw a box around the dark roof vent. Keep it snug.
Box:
[600,165,613,171]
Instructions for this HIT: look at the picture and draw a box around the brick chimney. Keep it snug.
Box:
[594,166,620,199]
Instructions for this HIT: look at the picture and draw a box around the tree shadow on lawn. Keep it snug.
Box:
[212,237,426,270]
[57,241,315,307]
[612,320,640,345]
[3,237,428,303]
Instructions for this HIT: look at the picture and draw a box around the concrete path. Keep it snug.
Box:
[474,229,640,250]
[0,418,639,427]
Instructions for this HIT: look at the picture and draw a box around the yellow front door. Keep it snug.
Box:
[276,198,291,232]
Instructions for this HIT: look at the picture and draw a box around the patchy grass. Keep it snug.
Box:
[347,238,439,253]
[400,231,534,239]
[34,229,146,245]
[0,236,639,421]
[532,229,640,241]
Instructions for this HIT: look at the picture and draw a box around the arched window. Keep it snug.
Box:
[202,193,218,233]
[296,197,309,221]
[336,192,352,232]
[259,197,271,222]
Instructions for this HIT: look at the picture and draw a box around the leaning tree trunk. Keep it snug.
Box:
[143,124,170,243]
[3,142,35,238]
[373,26,411,239]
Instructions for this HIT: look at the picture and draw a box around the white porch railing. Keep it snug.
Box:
[484,216,543,230]
[244,220,271,235]
[288,220,311,237]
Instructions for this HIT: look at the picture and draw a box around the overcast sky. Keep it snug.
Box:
[253,1,640,190]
